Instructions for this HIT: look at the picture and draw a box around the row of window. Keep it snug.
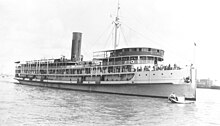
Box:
[116,48,163,53]
[139,73,173,76]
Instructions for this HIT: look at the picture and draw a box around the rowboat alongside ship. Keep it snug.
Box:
[14,2,196,100]
[168,93,195,104]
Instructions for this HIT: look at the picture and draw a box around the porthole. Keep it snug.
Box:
[153,74,155,75]
[161,73,163,75]
[146,74,147,76]
[171,73,173,75]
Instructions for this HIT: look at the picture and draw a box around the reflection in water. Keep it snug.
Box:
[1,79,220,126]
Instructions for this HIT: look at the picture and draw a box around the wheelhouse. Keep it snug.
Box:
[93,47,164,66]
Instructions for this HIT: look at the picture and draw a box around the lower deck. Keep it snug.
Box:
[17,68,192,85]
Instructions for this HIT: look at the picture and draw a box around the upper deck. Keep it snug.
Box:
[93,47,164,59]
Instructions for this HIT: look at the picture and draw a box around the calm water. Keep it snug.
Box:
[1,77,220,126]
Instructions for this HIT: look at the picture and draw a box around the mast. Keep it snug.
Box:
[114,0,120,49]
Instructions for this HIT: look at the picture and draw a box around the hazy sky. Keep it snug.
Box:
[1,0,220,79]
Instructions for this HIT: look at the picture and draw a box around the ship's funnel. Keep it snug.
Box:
[71,32,82,62]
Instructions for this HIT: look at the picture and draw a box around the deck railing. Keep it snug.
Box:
[103,60,153,66]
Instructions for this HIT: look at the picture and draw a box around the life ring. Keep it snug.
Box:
[130,60,134,64]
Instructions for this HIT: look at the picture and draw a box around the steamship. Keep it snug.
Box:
[14,3,196,100]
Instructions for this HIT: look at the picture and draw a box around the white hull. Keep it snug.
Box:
[16,79,196,100]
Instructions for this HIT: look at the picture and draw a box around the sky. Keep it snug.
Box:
[0,0,220,79]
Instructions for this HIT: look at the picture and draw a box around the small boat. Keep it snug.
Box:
[168,95,194,104]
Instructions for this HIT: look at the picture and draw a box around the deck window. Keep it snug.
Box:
[130,56,138,60]
[142,48,148,52]
[139,48,142,51]
[140,56,146,60]
[124,49,129,52]
[131,48,136,51]
[148,57,154,60]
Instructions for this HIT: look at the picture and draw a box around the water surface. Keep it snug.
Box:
[0,77,220,126]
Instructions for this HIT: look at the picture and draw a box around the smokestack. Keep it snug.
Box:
[71,32,82,62]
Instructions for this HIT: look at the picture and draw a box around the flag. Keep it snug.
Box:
[194,42,196,46]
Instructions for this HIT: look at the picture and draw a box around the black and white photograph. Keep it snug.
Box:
[0,0,220,125]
